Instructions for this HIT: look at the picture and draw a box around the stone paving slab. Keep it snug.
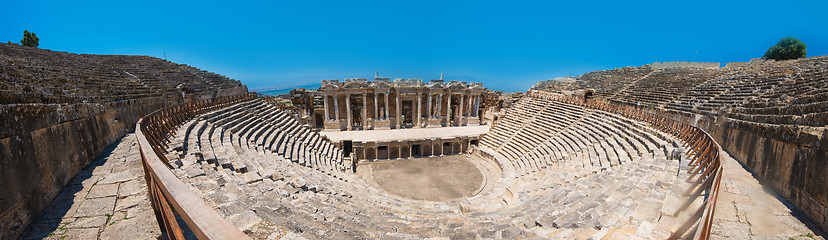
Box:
[712,151,825,240]
[20,133,161,240]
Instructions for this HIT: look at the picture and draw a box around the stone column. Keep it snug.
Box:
[447,93,452,125]
[476,95,480,116]
[416,93,421,127]
[457,94,466,119]
[384,93,389,119]
[430,140,434,156]
[334,94,340,122]
[441,140,445,156]
[437,94,442,118]
[362,94,367,129]
[396,93,402,128]
[470,95,476,117]
[346,94,351,130]
[427,94,432,119]
[323,94,329,121]
[467,94,473,117]
[373,93,378,120]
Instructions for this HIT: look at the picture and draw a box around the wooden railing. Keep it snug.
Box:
[136,93,257,240]
[527,90,723,240]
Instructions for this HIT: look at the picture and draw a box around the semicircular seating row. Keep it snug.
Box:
[168,98,347,178]
[162,96,698,239]
[480,95,684,177]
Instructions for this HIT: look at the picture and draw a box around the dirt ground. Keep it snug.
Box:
[361,154,484,202]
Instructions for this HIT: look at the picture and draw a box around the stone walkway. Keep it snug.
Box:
[712,151,825,240]
[21,133,161,240]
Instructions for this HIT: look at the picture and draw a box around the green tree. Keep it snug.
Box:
[763,37,806,60]
[20,30,39,47]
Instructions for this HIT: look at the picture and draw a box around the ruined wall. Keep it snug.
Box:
[213,86,249,100]
[724,62,751,68]
[650,61,721,70]
[0,89,247,239]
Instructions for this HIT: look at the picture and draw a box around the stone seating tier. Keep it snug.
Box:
[571,66,654,100]
[659,57,828,126]
[0,43,244,104]
[159,95,694,239]
[611,68,722,108]
[481,96,680,178]
[531,56,827,129]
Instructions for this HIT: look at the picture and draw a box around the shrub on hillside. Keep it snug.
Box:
[20,30,39,47]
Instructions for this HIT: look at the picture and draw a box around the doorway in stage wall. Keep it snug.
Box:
[448,95,459,126]
[351,97,363,130]
[402,100,413,127]
[411,144,421,158]
[314,113,324,129]
[343,140,353,157]
[377,146,388,160]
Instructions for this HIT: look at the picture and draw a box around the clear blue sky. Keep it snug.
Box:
[2,1,827,92]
